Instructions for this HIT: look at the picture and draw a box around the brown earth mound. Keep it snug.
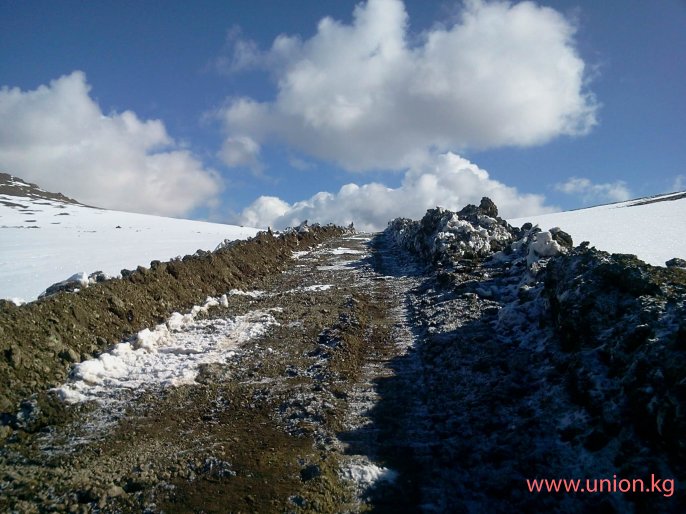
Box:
[0,226,346,413]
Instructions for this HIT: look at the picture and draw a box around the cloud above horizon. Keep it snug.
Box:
[0,71,220,217]
[218,0,597,172]
[239,152,556,231]
[554,176,631,205]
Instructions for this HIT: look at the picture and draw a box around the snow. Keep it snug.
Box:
[0,194,259,301]
[227,289,266,298]
[55,295,280,404]
[510,193,686,266]
[299,284,333,292]
[329,247,365,255]
[527,230,563,266]
[341,460,398,488]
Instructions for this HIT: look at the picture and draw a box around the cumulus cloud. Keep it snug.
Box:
[0,71,220,216]
[218,135,263,174]
[555,177,632,204]
[218,0,597,172]
[238,152,555,231]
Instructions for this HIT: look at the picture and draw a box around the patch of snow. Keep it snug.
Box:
[298,284,333,292]
[291,250,310,259]
[227,289,265,298]
[54,296,279,404]
[317,264,353,271]
[341,460,398,489]
[526,230,563,266]
[329,248,365,255]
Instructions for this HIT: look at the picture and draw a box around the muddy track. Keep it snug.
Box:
[0,232,425,513]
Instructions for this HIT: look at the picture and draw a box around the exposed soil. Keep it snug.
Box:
[0,226,345,412]
[0,232,412,513]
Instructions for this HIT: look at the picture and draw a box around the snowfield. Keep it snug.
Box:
[509,192,686,266]
[0,193,259,302]
[2,171,684,302]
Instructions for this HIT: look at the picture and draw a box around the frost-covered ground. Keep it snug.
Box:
[0,178,258,302]
[382,200,686,512]
[509,192,686,266]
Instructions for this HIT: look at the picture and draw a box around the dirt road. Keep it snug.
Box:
[0,232,427,513]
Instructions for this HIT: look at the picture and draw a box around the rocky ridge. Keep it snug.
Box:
[381,198,686,512]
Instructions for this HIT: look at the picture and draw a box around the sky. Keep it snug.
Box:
[1,0,684,231]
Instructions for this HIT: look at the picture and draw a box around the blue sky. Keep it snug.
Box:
[1,0,684,230]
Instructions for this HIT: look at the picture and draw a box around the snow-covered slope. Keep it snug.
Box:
[509,192,686,267]
[0,174,259,302]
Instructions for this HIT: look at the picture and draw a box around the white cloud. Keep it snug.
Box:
[239,152,555,231]
[239,195,291,228]
[218,135,263,174]
[219,0,597,172]
[0,71,220,217]
[672,174,685,192]
[555,176,632,204]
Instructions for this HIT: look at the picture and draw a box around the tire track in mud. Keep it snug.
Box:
[0,232,431,513]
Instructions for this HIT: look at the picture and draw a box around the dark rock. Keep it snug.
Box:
[0,299,18,311]
[107,295,127,319]
[39,273,88,298]
[550,228,573,249]
[88,271,108,283]
[300,464,321,482]
[59,348,80,363]
[479,197,498,218]
[665,257,686,268]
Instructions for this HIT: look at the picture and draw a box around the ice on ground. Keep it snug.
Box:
[317,264,354,271]
[54,296,279,404]
[329,248,366,255]
[292,250,310,259]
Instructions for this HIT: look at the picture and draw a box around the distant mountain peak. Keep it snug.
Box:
[0,172,87,206]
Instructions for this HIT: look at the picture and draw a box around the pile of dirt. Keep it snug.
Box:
[0,225,346,415]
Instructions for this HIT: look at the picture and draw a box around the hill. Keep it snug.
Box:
[0,173,259,302]
[509,191,686,266]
